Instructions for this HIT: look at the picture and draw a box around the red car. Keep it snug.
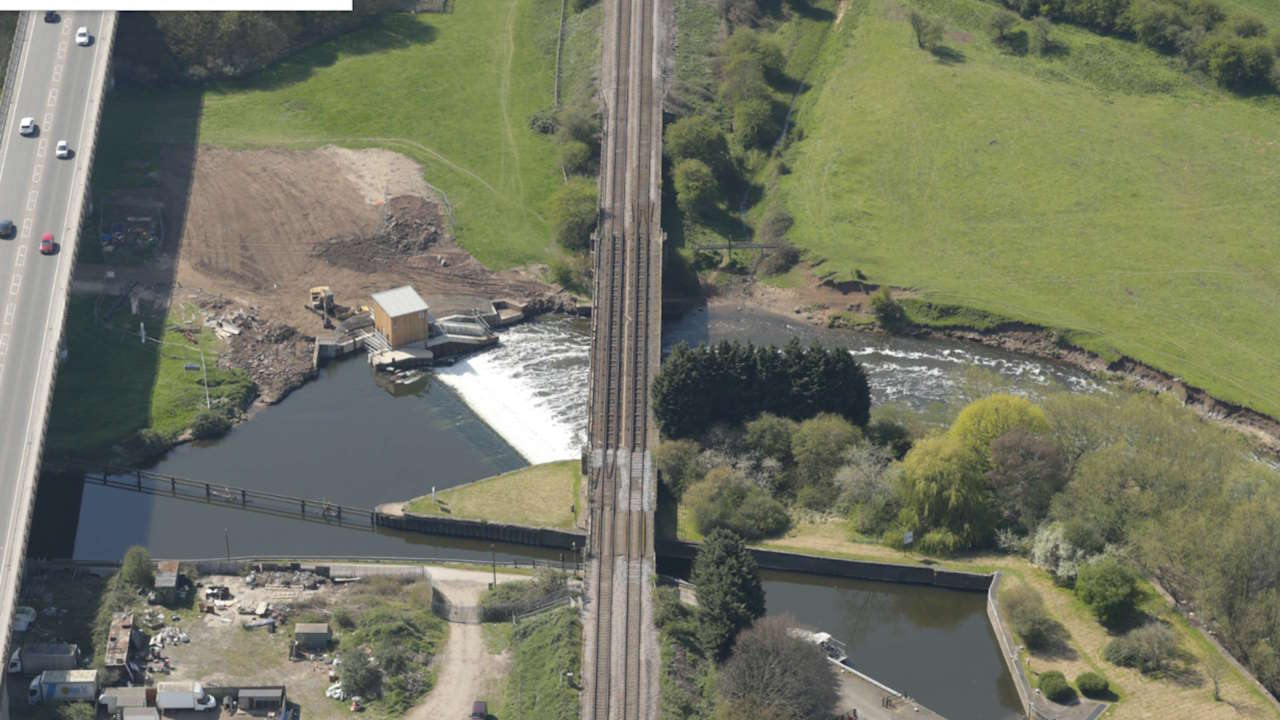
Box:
[39,232,54,254]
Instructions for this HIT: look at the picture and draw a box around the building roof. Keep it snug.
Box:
[371,286,429,318]
[239,688,285,701]
[122,707,159,720]
[157,681,200,693]
[40,669,98,683]
[22,643,78,655]
[105,613,135,667]
[294,623,330,635]
[103,687,151,705]
[155,560,180,588]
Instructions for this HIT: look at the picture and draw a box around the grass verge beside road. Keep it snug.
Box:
[781,0,1280,418]
[44,299,255,462]
[499,606,581,719]
[404,460,582,529]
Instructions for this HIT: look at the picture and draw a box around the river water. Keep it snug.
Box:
[40,305,1100,719]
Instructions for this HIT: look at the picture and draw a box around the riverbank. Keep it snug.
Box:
[389,460,584,531]
[709,271,1280,455]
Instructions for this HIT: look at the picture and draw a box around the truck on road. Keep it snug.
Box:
[156,681,218,711]
[27,669,100,704]
[9,643,80,675]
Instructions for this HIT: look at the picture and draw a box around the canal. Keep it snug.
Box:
[35,307,1094,719]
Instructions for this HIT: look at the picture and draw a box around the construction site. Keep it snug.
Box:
[71,145,580,405]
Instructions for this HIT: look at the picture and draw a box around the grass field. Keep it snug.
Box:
[96,0,573,270]
[779,0,1280,418]
[404,460,582,529]
[44,299,255,460]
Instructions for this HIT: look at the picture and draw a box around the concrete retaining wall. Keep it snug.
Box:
[987,573,1033,717]
[375,511,586,550]
[655,540,992,591]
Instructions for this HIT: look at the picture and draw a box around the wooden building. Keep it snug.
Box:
[370,286,431,348]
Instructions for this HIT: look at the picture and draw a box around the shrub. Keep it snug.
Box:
[1076,671,1109,698]
[909,10,945,50]
[549,253,591,295]
[665,115,730,174]
[987,9,1019,41]
[870,288,908,331]
[548,178,598,251]
[1075,557,1139,627]
[744,413,796,464]
[654,439,703,499]
[340,649,381,698]
[756,206,794,245]
[895,434,995,551]
[791,413,860,489]
[528,107,558,135]
[674,159,719,215]
[1104,623,1180,674]
[1003,585,1065,652]
[1037,670,1074,703]
[689,471,790,541]
[120,546,155,589]
[128,428,172,460]
[558,140,593,175]
[733,96,776,149]
[191,411,231,440]
[758,243,800,276]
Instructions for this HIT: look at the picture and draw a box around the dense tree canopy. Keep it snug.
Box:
[652,340,871,439]
[717,616,838,720]
[548,178,598,251]
[693,529,766,660]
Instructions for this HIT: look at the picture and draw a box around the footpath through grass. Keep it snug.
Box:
[404,460,582,529]
[98,0,569,270]
[781,0,1280,418]
[44,299,254,461]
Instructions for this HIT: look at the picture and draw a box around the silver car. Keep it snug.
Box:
[18,117,35,136]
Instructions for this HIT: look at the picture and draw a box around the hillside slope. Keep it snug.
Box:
[781,0,1280,418]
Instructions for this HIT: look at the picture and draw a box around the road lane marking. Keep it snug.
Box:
[0,14,42,184]
[19,219,30,237]
[46,88,57,106]
[8,275,20,295]
[14,247,26,267]
[3,304,14,325]
[0,334,8,354]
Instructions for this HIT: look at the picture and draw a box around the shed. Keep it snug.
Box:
[105,613,142,670]
[154,560,180,603]
[122,707,159,720]
[238,687,287,714]
[293,623,331,650]
[370,286,431,348]
[100,686,153,712]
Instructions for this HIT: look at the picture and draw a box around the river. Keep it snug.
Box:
[37,305,1102,719]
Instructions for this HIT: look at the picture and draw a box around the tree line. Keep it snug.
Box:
[990,0,1280,92]
[114,1,407,84]
[652,340,871,439]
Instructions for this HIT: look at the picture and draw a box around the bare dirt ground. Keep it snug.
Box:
[405,566,517,720]
[76,145,567,404]
[161,566,524,720]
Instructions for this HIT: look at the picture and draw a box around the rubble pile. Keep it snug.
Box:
[196,296,315,404]
[246,569,329,590]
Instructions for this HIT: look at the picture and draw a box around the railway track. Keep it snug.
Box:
[584,0,663,716]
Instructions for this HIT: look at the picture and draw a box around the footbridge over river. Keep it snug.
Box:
[0,11,117,719]
[582,0,666,716]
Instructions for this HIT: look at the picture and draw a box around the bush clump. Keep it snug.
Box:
[1003,584,1065,652]
[1104,623,1180,674]
[1075,556,1139,627]
[1037,670,1074,703]
[1075,671,1109,698]
[191,411,232,440]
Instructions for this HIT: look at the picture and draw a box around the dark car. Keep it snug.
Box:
[0,219,14,238]
[469,701,487,719]
[43,11,58,22]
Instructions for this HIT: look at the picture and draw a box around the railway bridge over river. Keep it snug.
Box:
[581,0,666,716]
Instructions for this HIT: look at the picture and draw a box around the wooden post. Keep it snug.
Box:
[205,483,211,501]
[337,506,342,524]
[241,489,247,507]
[301,500,306,517]
[136,469,142,491]
[171,477,176,495]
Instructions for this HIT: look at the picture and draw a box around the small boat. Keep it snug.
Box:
[788,628,849,663]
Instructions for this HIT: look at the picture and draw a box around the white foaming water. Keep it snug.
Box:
[434,317,590,464]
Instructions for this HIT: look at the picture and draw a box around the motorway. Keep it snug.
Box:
[582,0,664,716]
[0,9,115,705]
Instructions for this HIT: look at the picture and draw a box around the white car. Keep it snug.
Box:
[55,140,70,159]
[75,27,91,46]
[18,117,35,136]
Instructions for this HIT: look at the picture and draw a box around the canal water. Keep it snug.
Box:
[38,307,1095,720]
